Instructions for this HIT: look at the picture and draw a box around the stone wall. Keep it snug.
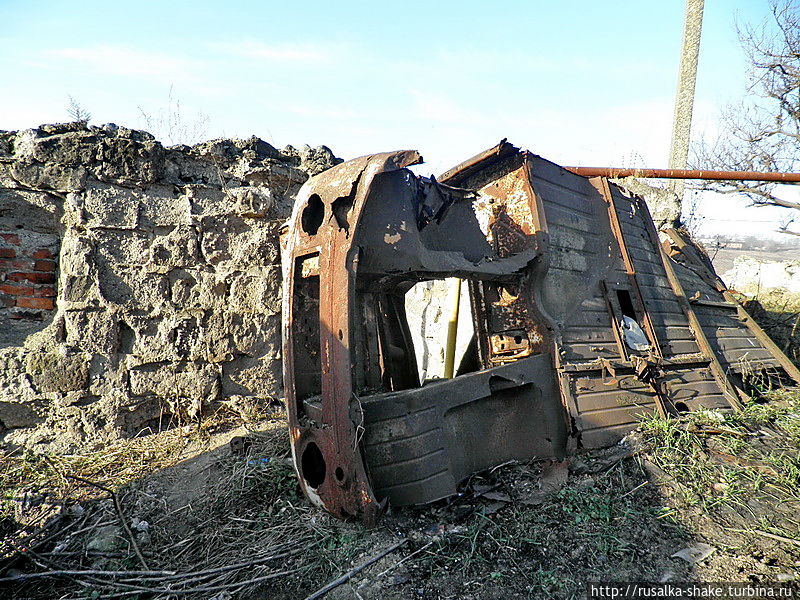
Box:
[0,122,339,450]
[723,255,800,295]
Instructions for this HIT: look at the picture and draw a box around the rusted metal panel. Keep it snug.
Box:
[662,228,800,384]
[569,374,660,448]
[283,151,425,524]
[282,143,799,522]
[592,177,663,359]
[360,354,565,506]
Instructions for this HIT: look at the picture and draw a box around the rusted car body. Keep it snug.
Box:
[281,141,800,523]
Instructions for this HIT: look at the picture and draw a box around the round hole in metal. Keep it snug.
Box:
[674,401,689,414]
[301,441,326,488]
[301,194,324,235]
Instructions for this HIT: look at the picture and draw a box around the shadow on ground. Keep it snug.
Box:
[2,399,799,600]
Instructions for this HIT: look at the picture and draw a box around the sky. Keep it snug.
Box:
[2,0,798,239]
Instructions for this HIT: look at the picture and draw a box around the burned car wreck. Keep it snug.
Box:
[281,141,800,524]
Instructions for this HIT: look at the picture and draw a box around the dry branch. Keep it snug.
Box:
[304,539,408,600]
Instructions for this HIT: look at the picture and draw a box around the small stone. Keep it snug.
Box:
[671,543,716,563]
[86,525,122,552]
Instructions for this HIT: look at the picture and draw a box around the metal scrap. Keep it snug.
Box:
[281,141,800,523]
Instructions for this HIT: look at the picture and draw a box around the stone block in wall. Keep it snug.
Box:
[184,185,235,217]
[97,266,169,309]
[94,229,151,267]
[197,215,249,265]
[167,270,227,310]
[11,159,88,193]
[28,128,99,165]
[114,395,172,436]
[63,274,101,305]
[227,269,282,314]
[223,312,281,358]
[221,355,281,400]
[0,163,16,188]
[0,189,62,233]
[227,225,281,268]
[26,351,89,393]
[0,400,45,429]
[93,135,165,188]
[170,315,203,360]
[150,225,199,267]
[283,143,343,176]
[169,272,196,306]
[243,160,308,192]
[82,182,140,229]
[226,187,274,218]
[138,184,192,228]
[129,363,218,399]
[86,355,128,397]
[0,348,26,383]
[64,310,119,355]
[124,315,206,362]
[121,317,166,362]
[190,311,234,363]
[59,235,95,277]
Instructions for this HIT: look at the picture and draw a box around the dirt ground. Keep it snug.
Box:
[2,390,799,600]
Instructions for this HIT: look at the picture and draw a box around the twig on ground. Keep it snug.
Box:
[358,541,434,589]
[620,481,650,498]
[47,567,305,599]
[117,547,300,583]
[739,529,800,547]
[691,426,752,438]
[305,539,408,600]
[0,567,177,583]
[65,475,149,570]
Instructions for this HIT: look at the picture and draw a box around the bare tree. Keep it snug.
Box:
[693,1,800,229]
[67,95,91,123]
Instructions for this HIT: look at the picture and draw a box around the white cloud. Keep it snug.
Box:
[44,45,198,80]
[214,40,334,63]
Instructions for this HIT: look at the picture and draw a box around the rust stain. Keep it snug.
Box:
[281,142,798,524]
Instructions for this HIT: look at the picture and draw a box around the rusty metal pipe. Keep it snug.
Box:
[564,167,800,182]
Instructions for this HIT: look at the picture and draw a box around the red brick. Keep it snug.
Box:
[33,260,56,272]
[32,249,54,260]
[34,287,56,298]
[9,310,43,321]
[6,272,56,284]
[0,259,33,270]
[0,283,34,296]
[0,234,20,245]
[16,297,54,310]
[0,248,16,259]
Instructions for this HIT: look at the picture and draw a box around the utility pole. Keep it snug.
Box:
[668,0,705,202]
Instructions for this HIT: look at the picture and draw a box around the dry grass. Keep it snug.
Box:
[0,410,384,599]
[638,388,800,542]
[3,392,800,599]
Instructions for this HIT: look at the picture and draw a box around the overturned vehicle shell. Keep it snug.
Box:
[282,141,800,523]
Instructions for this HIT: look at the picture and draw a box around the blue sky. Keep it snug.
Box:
[2,0,796,238]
